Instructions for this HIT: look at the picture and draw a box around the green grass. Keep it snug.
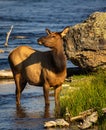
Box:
[60,70,106,118]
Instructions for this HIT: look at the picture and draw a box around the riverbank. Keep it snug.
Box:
[61,69,106,115]
[60,69,106,129]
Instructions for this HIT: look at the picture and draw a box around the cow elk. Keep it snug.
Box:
[8,27,69,115]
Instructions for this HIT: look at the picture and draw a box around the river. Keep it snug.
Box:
[0,0,106,129]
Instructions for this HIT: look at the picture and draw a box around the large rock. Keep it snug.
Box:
[64,12,106,70]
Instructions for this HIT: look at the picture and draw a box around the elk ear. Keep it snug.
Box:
[46,28,51,34]
[61,26,70,37]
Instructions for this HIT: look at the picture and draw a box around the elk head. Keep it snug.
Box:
[37,27,70,49]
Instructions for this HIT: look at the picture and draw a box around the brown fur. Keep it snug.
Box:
[8,27,69,111]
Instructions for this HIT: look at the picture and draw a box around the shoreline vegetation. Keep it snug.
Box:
[60,68,106,129]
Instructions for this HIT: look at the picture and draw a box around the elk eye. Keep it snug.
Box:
[52,35,55,38]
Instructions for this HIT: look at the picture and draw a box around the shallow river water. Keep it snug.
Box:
[0,81,54,130]
[0,0,106,129]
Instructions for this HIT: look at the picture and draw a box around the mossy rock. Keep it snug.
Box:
[64,12,106,70]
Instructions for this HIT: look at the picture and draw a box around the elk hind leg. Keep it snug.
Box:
[14,74,21,105]
[14,74,27,105]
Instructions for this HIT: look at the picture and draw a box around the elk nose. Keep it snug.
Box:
[37,38,42,45]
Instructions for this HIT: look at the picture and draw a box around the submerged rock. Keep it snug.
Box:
[64,12,106,70]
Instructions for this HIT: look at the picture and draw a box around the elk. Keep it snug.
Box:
[8,27,69,112]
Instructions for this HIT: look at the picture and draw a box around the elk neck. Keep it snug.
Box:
[52,41,66,72]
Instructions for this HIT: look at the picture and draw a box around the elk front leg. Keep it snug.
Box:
[43,83,50,106]
[54,85,62,116]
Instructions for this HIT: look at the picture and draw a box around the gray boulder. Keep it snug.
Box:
[64,12,106,70]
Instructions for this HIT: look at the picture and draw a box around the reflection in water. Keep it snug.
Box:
[16,105,28,118]
[16,104,52,118]
[14,104,56,130]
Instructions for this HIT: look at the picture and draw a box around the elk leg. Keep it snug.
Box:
[14,74,21,105]
[43,83,50,106]
[44,105,50,118]
[20,79,27,93]
[54,85,62,116]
